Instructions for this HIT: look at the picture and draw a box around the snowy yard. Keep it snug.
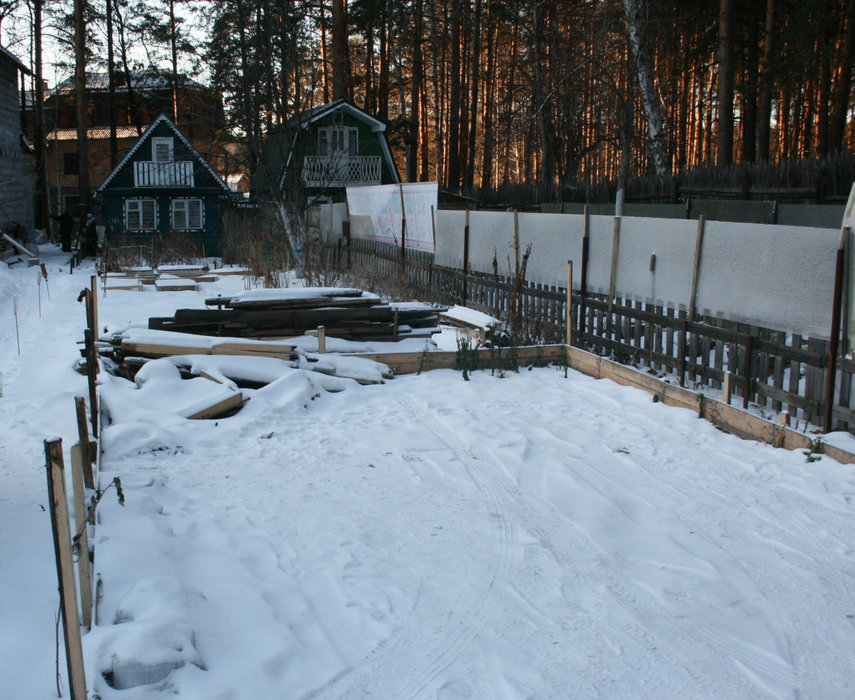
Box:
[2,245,854,699]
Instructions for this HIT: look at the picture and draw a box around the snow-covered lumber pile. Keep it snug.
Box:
[148,287,446,341]
[99,328,393,391]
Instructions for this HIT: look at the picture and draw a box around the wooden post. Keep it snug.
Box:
[342,219,351,268]
[317,325,326,354]
[90,274,98,336]
[44,439,88,699]
[462,208,470,306]
[74,396,94,489]
[578,206,589,338]
[607,216,621,337]
[566,260,573,347]
[743,335,754,410]
[688,216,706,320]
[679,216,706,387]
[69,443,92,630]
[399,183,407,279]
[723,371,732,405]
[84,329,99,438]
[824,230,847,432]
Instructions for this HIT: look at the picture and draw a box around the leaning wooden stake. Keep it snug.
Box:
[84,330,99,438]
[74,396,95,488]
[69,443,93,630]
[44,439,87,699]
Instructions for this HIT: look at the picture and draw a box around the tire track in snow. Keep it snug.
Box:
[396,397,751,698]
[301,394,519,699]
[576,431,810,693]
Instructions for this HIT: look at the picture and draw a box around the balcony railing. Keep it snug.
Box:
[134,161,195,187]
[302,155,382,188]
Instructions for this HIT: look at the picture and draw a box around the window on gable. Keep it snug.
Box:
[125,199,157,231]
[152,137,174,162]
[317,126,358,157]
[171,198,203,230]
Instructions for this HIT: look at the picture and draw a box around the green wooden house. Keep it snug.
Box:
[254,99,400,203]
[95,113,234,255]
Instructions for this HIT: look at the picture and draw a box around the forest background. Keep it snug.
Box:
[2,0,854,207]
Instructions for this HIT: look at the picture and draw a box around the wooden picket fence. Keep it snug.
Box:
[333,238,854,433]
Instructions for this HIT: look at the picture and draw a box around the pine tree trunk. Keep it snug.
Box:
[331,0,349,101]
[757,0,776,162]
[717,0,735,166]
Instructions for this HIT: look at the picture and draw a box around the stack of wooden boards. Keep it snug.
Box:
[148,287,446,341]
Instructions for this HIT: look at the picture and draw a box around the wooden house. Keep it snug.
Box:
[254,99,400,205]
[42,72,229,219]
[95,113,235,255]
[0,45,32,236]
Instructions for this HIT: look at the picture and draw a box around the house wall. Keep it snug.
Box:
[102,191,226,256]
[0,54,32,233]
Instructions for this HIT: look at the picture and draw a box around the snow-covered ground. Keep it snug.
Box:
[2,244,854,699]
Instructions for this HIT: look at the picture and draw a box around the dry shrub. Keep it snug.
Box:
[220,208,292,287]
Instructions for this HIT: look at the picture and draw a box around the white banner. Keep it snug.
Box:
[346,182,438,252]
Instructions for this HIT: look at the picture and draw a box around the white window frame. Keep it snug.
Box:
[125,198,157,231]
[171,198,204,231]
[317,126,358,157]
[151,137,174,162]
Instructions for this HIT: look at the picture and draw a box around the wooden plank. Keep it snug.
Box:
[563,346,855,463]
[185,392,244,420]
[350,345,566,376]
[44,439,88,699]
[69,444,92,630]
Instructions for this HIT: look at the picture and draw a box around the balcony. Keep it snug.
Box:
[302,155,382,188]
[134,161,195,187]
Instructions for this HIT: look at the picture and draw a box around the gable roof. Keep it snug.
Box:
[286,99,387,133]
[0,45,30,75]
[96,113,231,193]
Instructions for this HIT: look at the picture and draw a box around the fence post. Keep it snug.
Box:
[578,206,589,339]
[824,229,847,431]
[399,183,407,280]
[607,216,621,338]
[462,208,470,306]
[566,260,573,346]
[44,439,88,699]
[679,216,706,387]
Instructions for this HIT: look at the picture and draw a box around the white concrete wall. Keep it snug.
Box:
[435,209,841,338]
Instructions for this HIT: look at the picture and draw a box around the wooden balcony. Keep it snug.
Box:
[134,161,195,187]
[302,155,382,188]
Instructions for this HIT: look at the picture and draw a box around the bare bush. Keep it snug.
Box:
[220,208,292,287]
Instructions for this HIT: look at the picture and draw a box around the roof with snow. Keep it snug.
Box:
[95,113,230,194]
[51,72,207,95]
